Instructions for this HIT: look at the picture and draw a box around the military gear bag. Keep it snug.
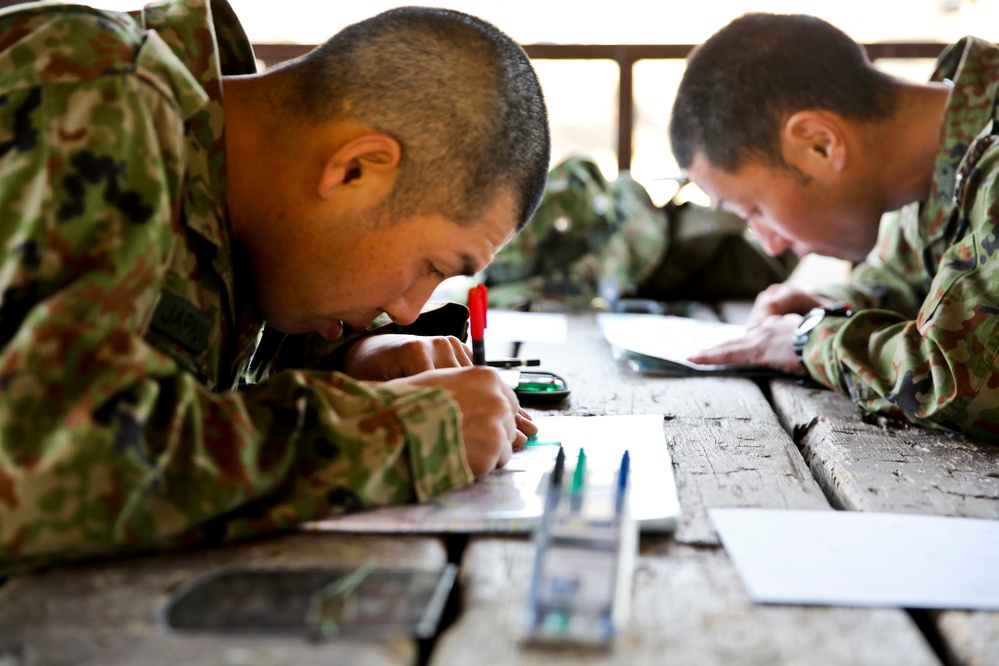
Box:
[485,155,796,310]
[485,156,668,309]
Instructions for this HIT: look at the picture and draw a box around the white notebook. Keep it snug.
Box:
[307,414,681,534]
[598,312,771,375]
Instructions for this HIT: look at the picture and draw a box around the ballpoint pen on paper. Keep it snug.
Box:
[467,284,488,366]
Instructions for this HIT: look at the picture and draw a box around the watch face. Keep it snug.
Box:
[797,308,827,335]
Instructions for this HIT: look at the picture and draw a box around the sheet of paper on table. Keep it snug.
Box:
[710,508,999,610]
[307,414,680,535]
[597,312,775,376]
[486,310,568,343]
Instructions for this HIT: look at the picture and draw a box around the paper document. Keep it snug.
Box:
[598,312,772,375]
[486,310,568,343]
[710,508,999,610]
[307,414,680,534]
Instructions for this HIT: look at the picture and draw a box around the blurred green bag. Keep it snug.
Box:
[484,155,796,310]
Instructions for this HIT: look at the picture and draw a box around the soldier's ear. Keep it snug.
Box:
[317,133,401,200]
[781,111,847,174]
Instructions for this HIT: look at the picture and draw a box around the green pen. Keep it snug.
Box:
[570,448,586,512]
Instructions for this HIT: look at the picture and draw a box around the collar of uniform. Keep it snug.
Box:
[921,37,999,243]
[137,0,255,103]
[137,0,256,245]
[134,30,208,122]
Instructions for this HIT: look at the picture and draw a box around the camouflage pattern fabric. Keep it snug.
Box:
[485,156,668,309]
[484,155,796,310]
[805,36,999,442]
[0,0,472,575]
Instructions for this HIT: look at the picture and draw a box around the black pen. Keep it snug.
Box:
[485,358,541,369]
[544,445,566,518]
[528,444,566,634]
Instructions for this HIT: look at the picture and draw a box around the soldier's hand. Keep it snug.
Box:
[387,366,537,477]
[688,313,808,376]
[747,284,834,326]
[342,334,473,381]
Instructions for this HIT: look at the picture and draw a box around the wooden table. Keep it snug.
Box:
[2,310,997,665]
[0,533,450,666]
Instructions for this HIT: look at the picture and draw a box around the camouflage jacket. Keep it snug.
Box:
[0,0,472,575]
[808,37,999,442]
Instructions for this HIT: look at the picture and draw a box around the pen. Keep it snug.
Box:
[551,445,566,487]
[468,284,487,366]
[539,445,566,526]
[570,448,586,513]
[528,445,566,632]
[615,450,630,515]
[546,445,566,510]
[485,358,541,369]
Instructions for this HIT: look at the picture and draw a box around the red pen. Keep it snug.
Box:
[468,284,487,365]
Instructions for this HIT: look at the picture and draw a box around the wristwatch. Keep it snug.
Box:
[792,305,853,366]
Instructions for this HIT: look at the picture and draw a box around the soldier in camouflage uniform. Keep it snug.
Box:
[484,155,797,311]
[670,13,999,442]
[0,0,550,573]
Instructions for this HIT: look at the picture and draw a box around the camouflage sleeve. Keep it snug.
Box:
[247,302,471,380]
[0,27,471,574]
[803,152,999,442]
[815,207,929,317]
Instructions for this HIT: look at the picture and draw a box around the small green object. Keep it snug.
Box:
[524,435,561,447]
[517,381,565,392]
[571,448,587,495]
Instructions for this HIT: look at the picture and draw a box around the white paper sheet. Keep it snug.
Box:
[596,313,769,375]
[486,310,568,343]
[710,508,999,610]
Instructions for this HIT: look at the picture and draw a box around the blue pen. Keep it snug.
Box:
[615,450,630,515]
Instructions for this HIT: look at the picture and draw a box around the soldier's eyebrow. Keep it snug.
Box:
[459,254,478,277]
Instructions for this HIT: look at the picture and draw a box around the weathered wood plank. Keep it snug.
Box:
[0,533,448,666]
[770,378,999,666]
[430,537,937,666]
[769,378,999,517]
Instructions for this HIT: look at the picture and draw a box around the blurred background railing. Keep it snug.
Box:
[253,41,947,175]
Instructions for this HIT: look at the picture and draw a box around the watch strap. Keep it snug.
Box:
[792,304,853,365]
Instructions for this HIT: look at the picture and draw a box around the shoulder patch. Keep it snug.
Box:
[150,289,212,353]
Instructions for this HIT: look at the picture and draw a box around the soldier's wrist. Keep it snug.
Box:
[792,304,853,366]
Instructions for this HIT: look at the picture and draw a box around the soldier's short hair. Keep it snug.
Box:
[669,13,898,173]
[276,6,550,230]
